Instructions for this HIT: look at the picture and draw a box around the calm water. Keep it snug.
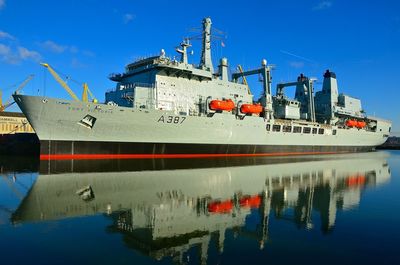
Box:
[1,151,399,265]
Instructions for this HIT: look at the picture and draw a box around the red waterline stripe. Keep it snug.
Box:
[40,151,344,161]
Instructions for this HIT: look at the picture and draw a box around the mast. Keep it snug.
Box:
[176,39,191,64]
[199,17,214,73]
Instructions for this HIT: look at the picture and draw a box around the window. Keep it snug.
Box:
[293,126,302,133]
[283,125,292,132]
[272,125,281,132]
[389,127,391,132]
[266,124,271,131]
[312,128,318,134]
[333,129,337,135]
[303,127,311,134]
[318,128,324,134]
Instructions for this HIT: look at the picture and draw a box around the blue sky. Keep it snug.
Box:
[0,0,399,134]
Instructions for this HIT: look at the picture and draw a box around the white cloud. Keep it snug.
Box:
[71,58,86,68]
[123,13,135,24]
[82,50,95,57]
[18,46,41,62]
[0,29,42,64]
[0,44,41,64]
[312,1,332,11]
[0,43,10,55]
[39,40,67,53]
[289,61,305,68]
[0,43,19,64]
[69,45,78,53]
[0,30,15,40]
[0,0,5,10]
[38,40,83,55]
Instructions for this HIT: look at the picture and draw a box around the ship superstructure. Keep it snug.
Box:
[13,17,391,158]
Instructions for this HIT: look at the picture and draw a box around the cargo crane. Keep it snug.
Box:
[82,83,98,103]
[276,74,316,122]
[232,60,274,120]
[0,74,34,112]
[237,65,251,94]
[40,63,97,102]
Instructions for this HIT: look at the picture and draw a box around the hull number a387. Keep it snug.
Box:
[157,115,186,124]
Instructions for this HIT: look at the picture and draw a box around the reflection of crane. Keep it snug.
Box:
[0,74,34,112]
[41,63,80,101]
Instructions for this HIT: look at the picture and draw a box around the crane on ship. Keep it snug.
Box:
[82,83,97,103]
[40,63,97,103]
[237,65,251,94]
[0,74,34,112]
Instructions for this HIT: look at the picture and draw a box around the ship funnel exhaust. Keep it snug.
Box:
[322,70,338,100]
[200,17,214,73]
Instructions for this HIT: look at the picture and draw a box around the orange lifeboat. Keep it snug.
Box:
[209,99,235,111]
[240,103,263,114]
[239,195,261,208]
[356,121,366,128]
[208,199,234,213]
[345,120,358,127]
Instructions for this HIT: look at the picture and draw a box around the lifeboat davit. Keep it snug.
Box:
[208,199,234,213]
[345,120,358,127]
[239,195,261,208]
[209,99,235,111]
[240,103,263,114]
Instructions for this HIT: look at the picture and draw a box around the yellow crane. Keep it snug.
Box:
[0,74,34,112]
[237,65,251,94]
[41,63,97,103]
[82,83,98,103]
[40,63,80,101]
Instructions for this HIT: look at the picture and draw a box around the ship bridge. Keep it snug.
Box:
[105,18,255,113]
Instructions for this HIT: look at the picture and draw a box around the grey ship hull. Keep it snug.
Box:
[14,95,389,159]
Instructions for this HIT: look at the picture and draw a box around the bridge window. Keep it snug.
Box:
[333,129,337,135]
[312,128,318,134]
[266,124,271,131]
[272,125,281,132]
[283,125,292,132]
[318,128,324,134]
[303,127,311,134]
[293,126,302,133]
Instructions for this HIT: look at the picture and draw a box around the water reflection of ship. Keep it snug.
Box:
[12,152,390,264]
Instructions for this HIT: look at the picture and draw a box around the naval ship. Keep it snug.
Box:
[13,18,391,159]
[11,153,391,263]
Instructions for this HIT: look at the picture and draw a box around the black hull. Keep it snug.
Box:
[40,140,375,159]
